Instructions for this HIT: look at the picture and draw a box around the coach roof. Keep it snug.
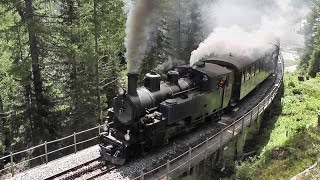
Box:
[203,54,259,71]
[193,62,231,78]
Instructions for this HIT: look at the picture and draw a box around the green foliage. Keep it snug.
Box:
[287,81,295,88]
[0,0,125,157]
[308,44,320,77]
[235,73,320,179]
[235,157,257,180]
[299,0,320,76]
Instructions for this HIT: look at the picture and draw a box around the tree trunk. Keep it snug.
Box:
[0,95,3,127]
[0,92,10,151]
[65,1,81,128]
[24,76,34,133]
[24,0,47,139]
[94,0,102,123]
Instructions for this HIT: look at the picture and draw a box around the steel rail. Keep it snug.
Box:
[43,157,102,180]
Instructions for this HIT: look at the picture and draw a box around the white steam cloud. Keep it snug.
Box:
[124,0,159,74]
[190,0,311,66]
[155,56,185,73]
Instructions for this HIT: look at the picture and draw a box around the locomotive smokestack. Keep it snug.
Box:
[127,73,138,96]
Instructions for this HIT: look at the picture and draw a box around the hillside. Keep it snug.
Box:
[235,73,320,179]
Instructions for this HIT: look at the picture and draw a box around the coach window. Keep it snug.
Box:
[242,71,246,83]
[246,68,250,81]
[252,65,255,76]
[225,77,229,87]
[256,62,259,73]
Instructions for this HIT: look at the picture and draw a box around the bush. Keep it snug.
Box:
[235,160,254,180]
[292,88,302,95]
[288,81,295,88]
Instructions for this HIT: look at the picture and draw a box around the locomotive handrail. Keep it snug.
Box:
[133,53,284,180]
[0,124,105,176]
[171,86,198,97]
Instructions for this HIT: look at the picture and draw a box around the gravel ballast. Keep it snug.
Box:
[2,146,100,180]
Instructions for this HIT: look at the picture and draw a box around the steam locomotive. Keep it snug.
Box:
[99,43,280,165]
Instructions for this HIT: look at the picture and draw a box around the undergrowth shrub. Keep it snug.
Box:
[292,88,302,95]
[288,81,295,88]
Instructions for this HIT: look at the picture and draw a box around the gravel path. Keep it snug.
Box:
[2,146,100,180]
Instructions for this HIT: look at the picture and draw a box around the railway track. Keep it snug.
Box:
[44,157,116,180]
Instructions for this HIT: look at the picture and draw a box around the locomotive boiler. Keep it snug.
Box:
[99,43,280,165]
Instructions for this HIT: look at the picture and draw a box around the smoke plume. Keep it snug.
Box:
[155,56,185,74]
[190,0,311,66]
[124,0,159,74]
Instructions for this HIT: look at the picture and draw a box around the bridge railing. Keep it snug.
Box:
[134,55,284,180]
[0,124,106,176]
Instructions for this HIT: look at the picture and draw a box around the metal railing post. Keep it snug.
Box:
[98,124,101,135]
[205,138,209,159]
[270,95,272,103]
[166,160,170,178]
[45,141,48,163]
[188,147,192,174]
[10,152,14,176]
[74,132,77,153]
[232,124,235,137]
[140,171,144,180]
[241,117,245,133]
[249,111,253,126]
[219,133,223,148]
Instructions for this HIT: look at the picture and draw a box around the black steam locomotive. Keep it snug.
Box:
[99,43,280,165]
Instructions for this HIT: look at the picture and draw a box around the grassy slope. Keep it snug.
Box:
[235,73,320,180]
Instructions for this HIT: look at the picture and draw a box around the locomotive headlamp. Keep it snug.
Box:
[124,130,131,141]
[118,87,125,96]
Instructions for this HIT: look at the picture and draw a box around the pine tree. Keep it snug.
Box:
[300,0,320,76]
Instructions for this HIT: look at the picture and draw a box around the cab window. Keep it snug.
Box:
[217,78,226,89]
